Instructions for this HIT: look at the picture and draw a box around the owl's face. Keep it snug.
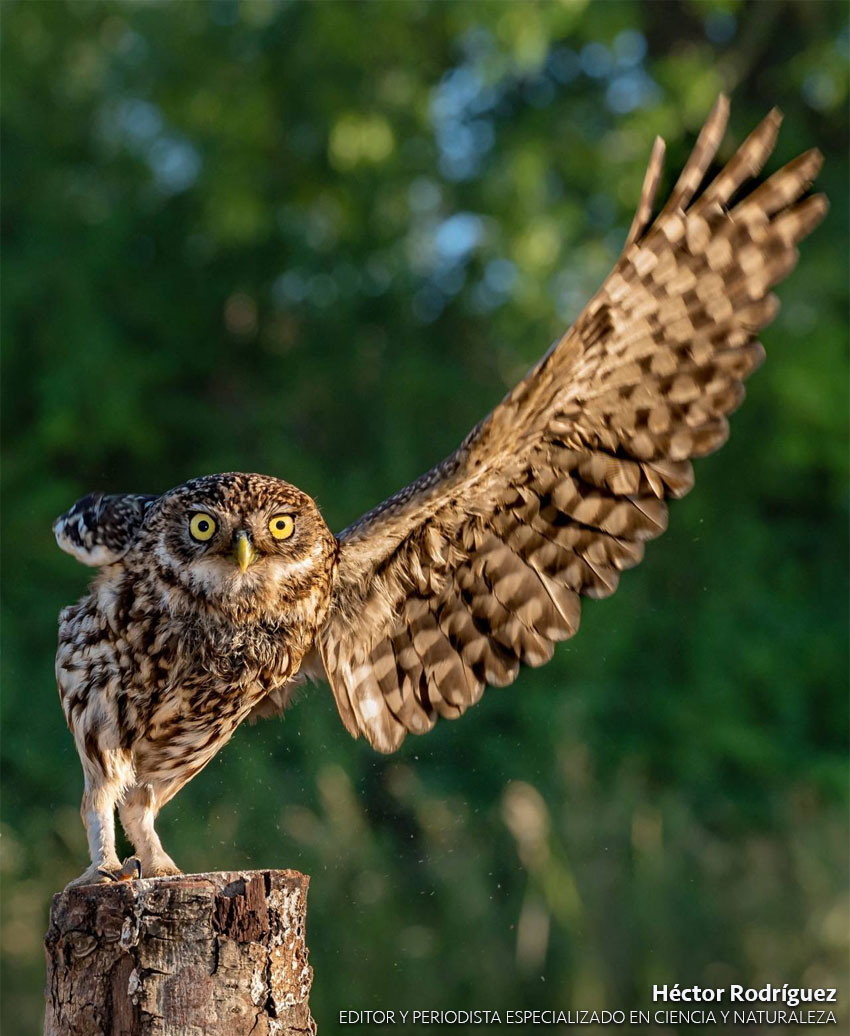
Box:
[138,473,336,620]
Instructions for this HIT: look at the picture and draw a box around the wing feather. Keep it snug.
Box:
[54,493,158,567]
[658,93,729,218]
[318,97,827,752]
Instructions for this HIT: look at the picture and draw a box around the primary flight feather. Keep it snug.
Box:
[54,96,826,887]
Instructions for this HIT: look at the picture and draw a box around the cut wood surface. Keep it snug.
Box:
[43,869,315,1035]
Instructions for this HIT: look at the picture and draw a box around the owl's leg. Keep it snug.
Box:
[65,778,138,889]
[119,784,182,878]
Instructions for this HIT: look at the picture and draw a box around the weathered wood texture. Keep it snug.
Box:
[44,869,315,1036]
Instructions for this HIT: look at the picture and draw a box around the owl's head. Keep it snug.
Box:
[138,472,336,622]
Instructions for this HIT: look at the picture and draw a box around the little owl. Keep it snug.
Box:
[55,97,826,888]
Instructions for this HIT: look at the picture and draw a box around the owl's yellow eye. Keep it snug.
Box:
[189,512,217,542]
[269,514,295,541]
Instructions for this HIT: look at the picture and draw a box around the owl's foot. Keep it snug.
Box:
[64,857,142,890]
[144,859,182,878]
[100,856,143,882]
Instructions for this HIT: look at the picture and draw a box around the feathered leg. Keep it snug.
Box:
[119,784,181,877]
[65,776,140,888]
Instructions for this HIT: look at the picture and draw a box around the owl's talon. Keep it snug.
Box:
[111,856,142,881]
[147,861,182,878]
[65,862,123,890]
[67,857,143,890]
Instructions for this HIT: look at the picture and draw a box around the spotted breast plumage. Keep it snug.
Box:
[55,96,826,888]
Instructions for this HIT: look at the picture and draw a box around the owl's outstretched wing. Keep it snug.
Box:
[318,96,827,753]
[54,492,158,566]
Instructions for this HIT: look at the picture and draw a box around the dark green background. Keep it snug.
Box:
[2,1,847,1032]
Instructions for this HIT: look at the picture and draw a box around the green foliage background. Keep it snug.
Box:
[2,1,847,1031]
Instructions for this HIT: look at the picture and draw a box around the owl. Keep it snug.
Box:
[55,97,825,888]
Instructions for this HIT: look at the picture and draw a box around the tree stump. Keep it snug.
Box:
[43,869,316,1036]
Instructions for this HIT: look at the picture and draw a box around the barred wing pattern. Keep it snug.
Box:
[319,96,826,753]
[54,492,159,567]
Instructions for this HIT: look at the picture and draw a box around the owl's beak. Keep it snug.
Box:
[233,530,257,573]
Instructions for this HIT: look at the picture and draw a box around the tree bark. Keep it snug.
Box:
[43,869,316,1036]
